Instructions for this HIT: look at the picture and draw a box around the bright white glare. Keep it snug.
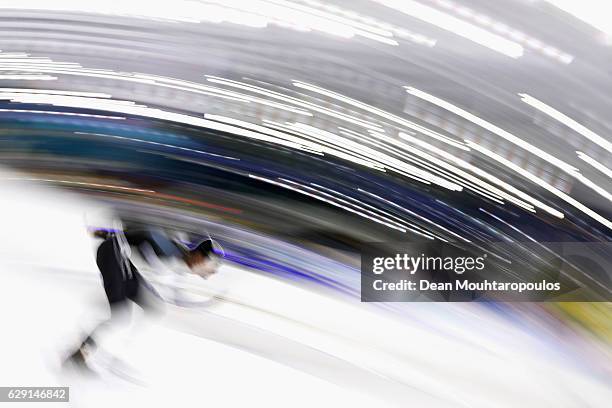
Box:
[431,0,573,63]
[545,0,612,36]
[0,88,111,98]
[0,75,57,80]
[520,93,612,153]
[373,0,524,57]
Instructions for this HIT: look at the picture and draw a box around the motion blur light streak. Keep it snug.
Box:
[520,93,612,154]
[0,88,111,98]
[0,0,435,46]
[249,174,408,232]
[75,132,241,161]
[0,75,57,80]
[2,178,156,193]
[206,76,387,131]
[578,151,612,180]
[466,140,612,230]
[396,131,563,217]
[293,80,469,150]
[406,86,580,174]
[356,188,471,243]
[310,182,440,239]
[423,0,574,63]
[373,0,524,57]
[0,108,124,119]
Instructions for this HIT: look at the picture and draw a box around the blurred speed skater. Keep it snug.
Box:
[64,222,224,374]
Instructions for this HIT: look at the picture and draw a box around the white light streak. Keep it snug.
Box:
[0,108,124,120]
[207,76,384,131]
[397,131,564,218]
[307,182,437,239]
[0,75,57,80]
[520,93,612,153]
[0,88,111,98]
[406,87,579,174]
[74,132,240,161]
[373,0,523,57]
[293,81,468,150]
[357,188,470,242]
[467,141,612,230]
[0,0,425,46]
[2,178,154,193]
[577,151,612,179]
[248,174,407,232]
